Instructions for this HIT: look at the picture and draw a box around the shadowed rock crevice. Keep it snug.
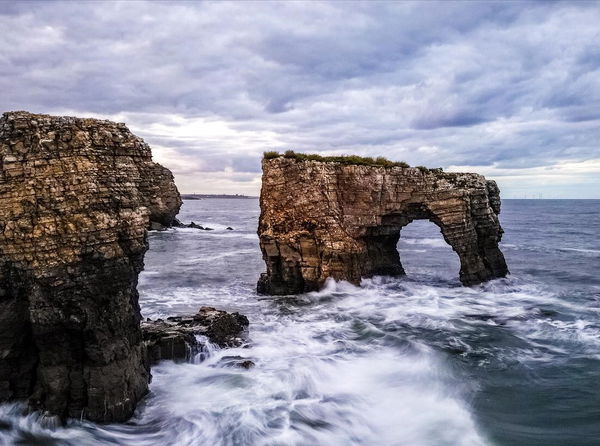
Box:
[0,111,182,422]
[257,156,508,295]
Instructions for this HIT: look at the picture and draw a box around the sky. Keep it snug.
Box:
[1,1,599,198]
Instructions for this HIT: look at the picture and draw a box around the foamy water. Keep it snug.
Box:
[1,199,599,446]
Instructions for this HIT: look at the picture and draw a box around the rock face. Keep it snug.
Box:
[257,156,508,294]
[142,307,249,363]
[0,112,181,421]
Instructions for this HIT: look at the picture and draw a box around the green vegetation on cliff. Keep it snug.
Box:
[263,150,410,168]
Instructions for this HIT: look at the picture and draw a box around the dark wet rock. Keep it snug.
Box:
[217,356,255,369]
[0,111,181,422]
[258,156,508,294]
[142,322,197,364]
[173,220,214,230]
[538,308,559,317]
[239,360,255,369]
[150,221,169,231]
[142,307,249,363]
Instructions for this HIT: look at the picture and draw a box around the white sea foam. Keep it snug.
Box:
[400,237,448,248]
[115,284,488,446]
[176,249,257,264]
[559,247,600,254]
[0,276,490,446]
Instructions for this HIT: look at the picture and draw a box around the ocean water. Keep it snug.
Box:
[1,198,599,446]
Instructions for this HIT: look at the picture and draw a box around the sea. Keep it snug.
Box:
[1,198,599,446]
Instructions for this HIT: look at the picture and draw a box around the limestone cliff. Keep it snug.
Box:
[257,155,508,294]
[0,111,181,421]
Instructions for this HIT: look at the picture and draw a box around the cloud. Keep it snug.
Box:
[1,1,599,197]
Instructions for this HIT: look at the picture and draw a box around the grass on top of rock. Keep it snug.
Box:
[263,150,410,168]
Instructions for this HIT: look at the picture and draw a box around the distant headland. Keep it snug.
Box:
[181,193,258,200]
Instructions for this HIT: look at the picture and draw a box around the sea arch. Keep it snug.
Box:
[257,155,508,295]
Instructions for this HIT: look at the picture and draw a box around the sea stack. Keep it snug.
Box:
[0,112,181,421]
[257,154,508,295]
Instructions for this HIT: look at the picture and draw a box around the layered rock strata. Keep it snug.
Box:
[258,156,508,294]
[142,306,250,363]
[0,111,181,421]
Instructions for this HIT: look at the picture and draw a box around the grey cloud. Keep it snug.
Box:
[231,156,262,174]
[1,1,599,195]
[411,109,489,130]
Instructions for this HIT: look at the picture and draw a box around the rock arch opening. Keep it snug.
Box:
[361,207,462,283]
[397,219,461,281]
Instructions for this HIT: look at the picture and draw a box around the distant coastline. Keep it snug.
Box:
[181,194,258,200]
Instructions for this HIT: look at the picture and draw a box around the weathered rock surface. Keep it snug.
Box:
[0,111,181,422]
[258,156,508,294]
[142,307,249,363]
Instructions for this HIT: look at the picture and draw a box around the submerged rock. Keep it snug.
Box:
[217,356,255,369]
[172,219,214,230]
[142,307,249,363]
[0,111,181,422]
[258,155,508,294]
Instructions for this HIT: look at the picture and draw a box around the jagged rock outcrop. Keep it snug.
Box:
[171,219,214,231]
[257,155,508,294]
[142,307,249,363]
[0,111,181,422]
